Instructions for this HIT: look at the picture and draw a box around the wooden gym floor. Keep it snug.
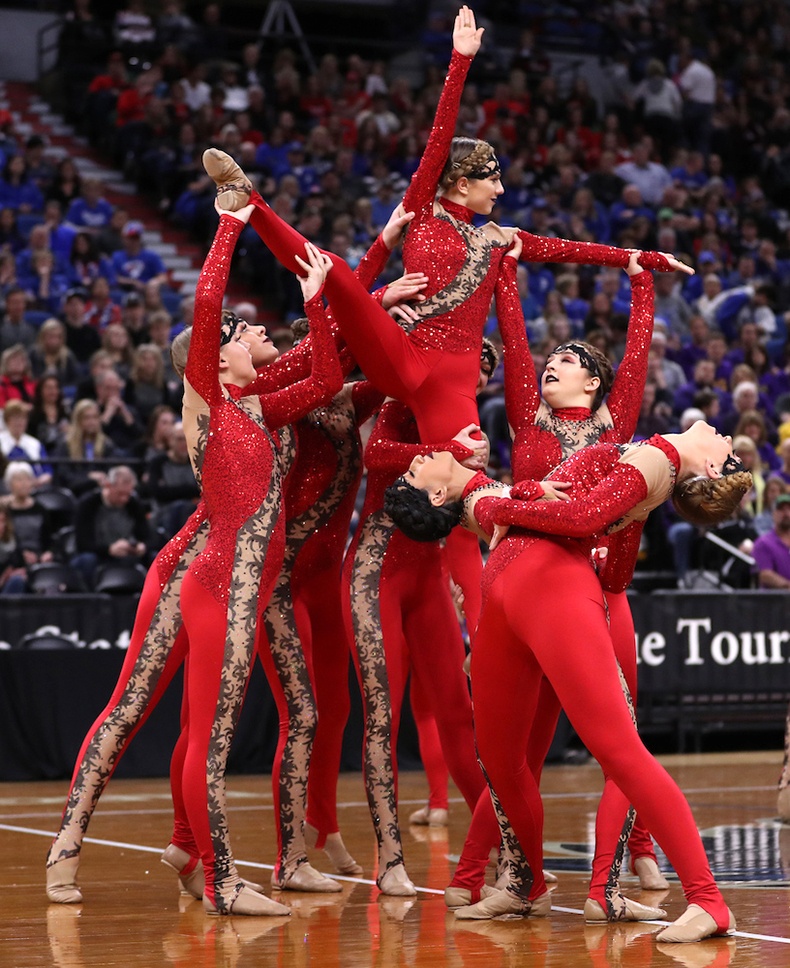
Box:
[2,751,789,967]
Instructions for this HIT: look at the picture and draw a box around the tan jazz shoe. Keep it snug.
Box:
[46,854,82,904]
[202,148,252,212]
[271,862,342,893]
[161,843,264,898]
[455,888,550,920]
[444,884,499,910]
[655,904,736,943]
[305,824,363,877]
[203,880,292,917]
[632,855,671,890]
[409,804,449,826]
[584,893,666,922]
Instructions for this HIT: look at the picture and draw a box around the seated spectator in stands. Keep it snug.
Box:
[123,342,175,424]
[0,504,26,594]
[614,138,672,206]
[752,493,790,589]
[120,291,151,345]
[145,309,179,394]
[0,251,19,305]
[29,318,80,392]
[674,357,731,416]
[95,205,127,257]
[28,374,69,455]
[65,178,114,234]
[653,271,694,341]
[0,287,35,353]
[71,464,148,589]
[734,434,766,517]
[692,273,755,338]
[674,314,711,377]
[84,275,122,330]
[94,367,141,453]
[53,398,119,495]
[704,329,733,387]
[47,158,83,211]
[754,475,788,536]
[143,420,198,539]
[67,231,116,290]
[0,207,24,254]
[100,322,135,380]
[634,379,672,439]
[134,403,175,462]
[0,400,51,485]
[74,348,113,402]
[734,408,781,472]
[722,380,773,438]
[61,288,101,365]
[609,183,655,243]
[3,462,54,566]
[585,149,627,210]
[0,344,36,407]
[110,220,168,294]
[0,154,44,213]
[25,249,70,314]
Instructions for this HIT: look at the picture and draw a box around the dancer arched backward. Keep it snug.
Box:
[201,5,689,636]
[44,208,422,904]
[446,245,679,914]
[385,434,750,943]
[343,388,502,896]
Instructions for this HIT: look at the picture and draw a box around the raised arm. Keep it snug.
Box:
[260,243,343,428]
[606,259,655,439]
[185,212,245,406]
[365,400,475,475]
[514,235,691,275]
[402,7,482,212]
[496,240,540,433]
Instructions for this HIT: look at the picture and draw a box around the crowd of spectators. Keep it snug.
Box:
[1,0,790,591]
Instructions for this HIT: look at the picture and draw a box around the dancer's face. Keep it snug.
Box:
[220,334,256,384]
[238,321,279,366]
[462,172,504,215]
[404,451,456,503]
[684,419,735,476]
[541,348,599,407]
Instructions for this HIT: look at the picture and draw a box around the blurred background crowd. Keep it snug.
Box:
[1,0,790,593]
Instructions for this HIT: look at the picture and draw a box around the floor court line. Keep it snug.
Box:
[7,822,790,941]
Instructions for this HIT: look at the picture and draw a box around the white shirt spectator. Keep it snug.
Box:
[677,59,716,105]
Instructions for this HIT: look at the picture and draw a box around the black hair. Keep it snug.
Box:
[383,478,463,543]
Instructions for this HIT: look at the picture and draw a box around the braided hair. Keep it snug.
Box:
[383,477,463,543]
[439,137,500,193]
[673,469,753,527]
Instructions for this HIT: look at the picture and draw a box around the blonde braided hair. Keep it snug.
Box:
[672,470,753,527]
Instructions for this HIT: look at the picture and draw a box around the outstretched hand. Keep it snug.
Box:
[453,5,484,58]
[294,241,333,301]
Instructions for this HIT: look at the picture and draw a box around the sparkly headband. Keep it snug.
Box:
[550,342,600,378]
[220,310,244,347]
[465,157,501,180]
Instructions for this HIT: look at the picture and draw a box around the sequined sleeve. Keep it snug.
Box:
[606,269,654,440]
[365,400,473,474]
[490,462,650,538]
[185,214,243,405]
[515,229,631,270]
[403,50,473,213]
[259,291,343,429]
[496,256,540,435]
[355,234,391,291]
[599,522,644,593]
[351,380,385,425]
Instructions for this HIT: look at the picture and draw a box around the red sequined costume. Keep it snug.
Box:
[450,261,659,908]
[466,436,730,930]
[178,214,341,912]
[343,399,486,884]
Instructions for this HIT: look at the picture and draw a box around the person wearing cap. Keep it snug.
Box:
[752,493,790,588]
[60,288,101,364]
[110,220,168,292]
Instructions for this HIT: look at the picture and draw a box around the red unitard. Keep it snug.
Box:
[46,504,208,872]
[450,260,659,899]
[178,214,341,911]
[342,399,486,879]
[467,436,730,929]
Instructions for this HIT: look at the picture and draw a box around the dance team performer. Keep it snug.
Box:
[386,422,750,942]
[344,388,494,896]
[45,260,344,908]
[446,245,676,914]
[166,202,343,915]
